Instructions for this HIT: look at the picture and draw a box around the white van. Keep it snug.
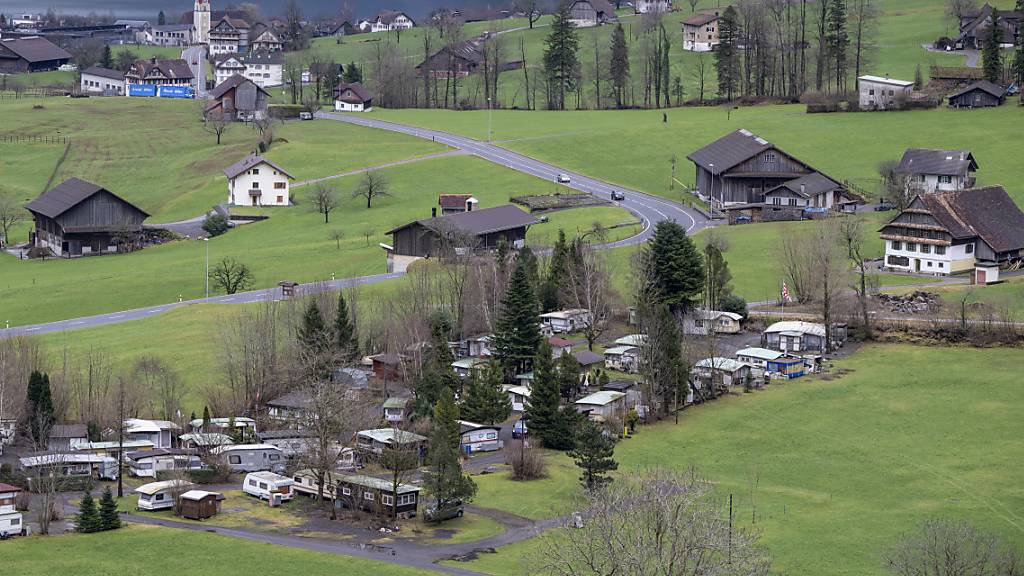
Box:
[135,479,193,511]
[243,471,294,502]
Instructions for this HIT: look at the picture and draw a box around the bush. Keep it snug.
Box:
[504,439,547,481]
[720,293,749,318]
[269,104,303,119]
[202,213,230,237]
[185,467,229,484]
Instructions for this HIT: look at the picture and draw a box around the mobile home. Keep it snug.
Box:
[243,471,294,501]
[135,479,193,511]
[293,469,421,518]
[0,483,25,537]
[458,421,502,454]
[211,444,284,473]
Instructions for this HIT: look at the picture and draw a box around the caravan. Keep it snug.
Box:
[242,471,294,502]
[135,479,193,511]
[211,444,284,473]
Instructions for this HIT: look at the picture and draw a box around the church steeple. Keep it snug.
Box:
[194,0,211,44]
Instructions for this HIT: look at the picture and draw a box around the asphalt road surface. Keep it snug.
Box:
[182,46,207,98]
[0,116,711,338]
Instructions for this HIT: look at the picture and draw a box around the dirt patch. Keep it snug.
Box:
[512,193,609,212]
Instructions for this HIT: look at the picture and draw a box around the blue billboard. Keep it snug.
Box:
[128,84,157,97]
[158,85,196,99]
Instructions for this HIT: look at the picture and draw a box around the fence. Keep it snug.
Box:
[0,134,69,145]
[0,89,68,99]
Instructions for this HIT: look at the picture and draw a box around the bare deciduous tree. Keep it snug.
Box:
[210,258,255,295]
[351,171,391,209]
[565,240,611,351]
[878,159,915,212]
[0,192,26,248]
[329,229,345,250]
[132,356,184,421]
[837,216,875,340]
[217,300,285,417]
[202,109,232,145]
[808,218,849,354]
[308,184,340,223]
[886,518,1022,576]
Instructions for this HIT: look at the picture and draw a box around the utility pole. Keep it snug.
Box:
[203,238,210,298]
[117,383,125,498]
[487,97,493,142]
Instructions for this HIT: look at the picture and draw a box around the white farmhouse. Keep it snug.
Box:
[80,66,125,95]
[635,0,672,14]
[223,154,294,207]
[894,148,978,195]
[857,75,914,110]
[334,82,373,112]
[370,11,415,32]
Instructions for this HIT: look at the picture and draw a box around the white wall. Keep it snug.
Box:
[334,99,368,112]
[80,74,124,95]
[859,80,912,109]
[909,173,967,194]
[244,63,283,88]
[228,164,291,206]
[883,239,976,274]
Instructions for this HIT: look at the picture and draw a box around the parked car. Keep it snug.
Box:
[874,202,894,211]
[299,112,314,120]
[512,419,528,439]
[734,215,752,223]
[555,174,571,184]
[424,499,464,522]
[610,190,625,201]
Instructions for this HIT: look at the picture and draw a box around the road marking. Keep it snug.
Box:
[147,309,164,314]
[26,327,39,331]
[70,321,84,325]
[109,314,124,319]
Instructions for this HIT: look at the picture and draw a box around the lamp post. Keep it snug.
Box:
[487,97,493,142]
[708,163,716,213]
[203,237,209,299]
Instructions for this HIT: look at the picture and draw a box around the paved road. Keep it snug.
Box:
[182,46,207,98]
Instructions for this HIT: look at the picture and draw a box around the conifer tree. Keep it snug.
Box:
[556,350,581,399]
[158,10,166,25]
[715,6,741,100]
[913,64,923,90]
[334,291,359,363]
[826,0,849,91]
[540,230,569,312]
[433,387,462,451]
[543,1,581,110]
[492,252,542,379]
[298,300,329,354]
[569,420,618,491]
[25,371,54,445]
[610,23,630,108]
[703,243,733,311]
[343,61,362,84]
[75,492,102,533]
[202,406,211,429]
[524,341,580,450]
[461,362,512,425]
[1012,17,1024,85]
[982,10,1003,83]
[414,315,462,418]
[423,389,476,507]
[98,486,121,531]
[100,45,114,70]
[644,220,704,313]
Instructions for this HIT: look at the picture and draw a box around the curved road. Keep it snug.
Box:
[0,116,711,338]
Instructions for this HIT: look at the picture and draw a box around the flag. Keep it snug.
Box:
[781,282,792,303]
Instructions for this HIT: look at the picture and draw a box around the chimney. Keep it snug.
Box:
[431,207,437,218]
[466,199,473,212]
[800,184,806,195]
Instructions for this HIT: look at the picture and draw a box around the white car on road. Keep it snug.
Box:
[555,174,571,184]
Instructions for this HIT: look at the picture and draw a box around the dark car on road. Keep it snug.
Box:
[425,499,464,522]
[874,202,894,211]
[610,190,625,201]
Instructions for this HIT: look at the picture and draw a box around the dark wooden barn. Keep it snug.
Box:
[25,178,150,258]
[948,81,1006,108]
[179,490,224,520]
[387,204,540,258]
[0,37,72,73]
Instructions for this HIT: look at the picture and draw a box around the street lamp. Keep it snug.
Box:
[202,237,209,299]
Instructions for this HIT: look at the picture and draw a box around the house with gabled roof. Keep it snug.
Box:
[224,154,294,206]
[26,178,150,257]
[0,36,71,73]
[207,74,270,121]
[249,23,283,52]
[895,149,978,194]
[762,172,864,217]
[957,4,1022,49]
[125,57,194,87]
[333,82,373,112]
[682,11,720,51]
[80,66,125,95]
[948,80,1006,108]
[370,11,415,32]
[569,0,619,28]
[880,186,1024,276]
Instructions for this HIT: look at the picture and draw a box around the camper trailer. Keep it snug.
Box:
[135,479,193,511]
[242,471,295,502]
[211,444,284,473]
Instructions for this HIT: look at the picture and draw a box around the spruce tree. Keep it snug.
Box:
[100,45,114,70]
[542,1,581,110]
[98,486,121,531]
[334,291,359,364]
[492,252,542,379]
[540,230,569,312]
[569,420,618,491]
[423,389,477,506]
[826,0,849,91]
[75,492,102,533]
[343,62,362,84]
[25,371,54,445]
[298,300,329,354]
[461,362,511,425]
[433,388,462,451]
[202,406,211,429]
[644,220,704,313]
[1013,22,1024,85]
[414,315,462,418]
[157,10,166,25]
[715,6,741,99]
[610,23,630,109]
[190,410,197,422]
[556,350,581,399]
[913,64,923,90]
[524,341,579,450]
[982,11,1003,83]
[703,243,733,311]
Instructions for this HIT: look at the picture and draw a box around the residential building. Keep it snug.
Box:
[416,38,487,79]
[124,419,180,449]
[355,428,427,456]
[574,391,626,423]
[568,0,619,27]
[80,66,125,95]
[125,58,195,87]
[152,24,195,46]
[681,310,743,336]
[333,82,374,111]
[385,205,540,273]
[682,12,720,52]
[603,346,639,373]
[329,21,356,37]
[504,385,531,412]
[540,309,593,334]
[735,347,786,373]
[948,80,1006,108]
[207,75,270,121]
[369,11,415,32]
[548,336,573,359]
[895,149,978,194]
[635,0,672,14]
[692,358,751,388]
[266,391,313,423]
[958,4,1022,49]
[241,50,283,87]
[209,16,243,55]
[687,129,823,206]
[0,483,24,537]
[761,171,863,216]
[213,54,246,86]
[26,178,149,258]
[857,75,914,110]
[439,194,479,215]
[223,154,294,206]
[47,424,88,451]
[0,407,17,448]
[880,186,1024,275]
[762,321,847,354]
[293,469,421,518]
[0,36,71,73]
[382,397,411,424]
[249,23,283,52]
[458,421,502,454]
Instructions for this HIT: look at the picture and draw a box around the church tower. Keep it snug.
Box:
[194,0,211,44]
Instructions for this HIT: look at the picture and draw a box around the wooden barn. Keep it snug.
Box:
[0,37,71,74]
[25,178,150,257]
[948,81,1006,108]
[179,490,224,520]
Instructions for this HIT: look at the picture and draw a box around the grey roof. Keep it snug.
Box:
[333,367,369,388]
[572,0,619,20]
[82,66,125,81]
[914,186,1024,253]
[26,178,150,219]
[768,172,842,198]
[242,50,283,66]
[210,74,263,98]
[223,154,294,180]
[266,390,313,410]
[895,149,978,177]
[948,80,1006,100]
[602,379,636,392]
[388,205,540,236]
[682,11,720,26]
[49,424,88,439]
[334,82,373,104]
[376,10,414,25]
[687,129,775,175]
[153,24,194,32]
[128,58,194,81]
[573,350,605,366]
[0,36,71,63]
[258,429,314,440]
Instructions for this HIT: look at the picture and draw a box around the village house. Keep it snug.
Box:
[948,81,1006,108]
[213,54,246,86]
[635,0,672,14]
[458,421,502,454]
[761,172,864,216]
[293,470,421,518]
[369,11,415,32]
[0,483,25,537]
[151,24,195,46]
[240,50,283,87]
[0,407,17,449]
[127,449,203,478]
[206,75,271,121]
[762,321,847,354]
[603,346,640,373]
[125,57,195,88]
[957,4,1022,49]
[880,186,1024,276]
[688,129,828,207]
[224,154,294,207]
[0,36,71,73]
[26,178,150,258]
[568,0,619,27]
[575,390,626,423]
[895,149,978,194]
[385,205,540,273]
[208,16,246,55]
[540,309,593,334]
[682,310,744,336]
[355,428,427,457]
[682,12,720,52]
[47,424,88,451]
[417,38,486,79]
[249,23,283,52]
[80,66,125,95]
[329,21,356,37]
[266,391,314,423]
[693,358,751,388]
[439,194,479,215]
[333,82,374,112]
[857,75,914,110]
[382,397,411,424]
[211,444,284,473]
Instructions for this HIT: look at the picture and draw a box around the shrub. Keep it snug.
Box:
[504,439,547,481]
[202,213,230,237]
[720,293,749,317]
[269,104,303,119]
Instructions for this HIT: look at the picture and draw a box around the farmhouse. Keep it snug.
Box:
[125,57,194,87]
[459,421,502,454]
[385,205,540,273]
[249,23,283,52]
[209,16,246,55]
[47,424,88,450]
[224,154,294,207]
[26,178,149,258]
[0,483,24,537]
[857,75,914,110]
[948,80,1006,108]
[210,444,284,472]
[369,11,415,32]
[603,346,639,373]
[687,129,827,206]
[636,0,672,14]
[417,38,485,78]
[124,419,180,449]
[762,321,847,354]
[127,449,203,478]
[333,82,373,112]
[355,428,427,456]
[152,24,195,46]
[692,358,751,388]
[957,4,1022,49]
[682,12,720,52]
[880,186,1024,275]
[0,36,71,73]
[80,66,125,95]
[540,309,592,333]
[575,390,626,423]
[293,470,421,518]
[761,171,864,216]
[569,0,619,28]
[207,75,271,121]
[895,149,978,194]
[682,310,743,336]
[240,50,283,87]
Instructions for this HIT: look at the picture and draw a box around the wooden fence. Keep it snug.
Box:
[0,134,69,145]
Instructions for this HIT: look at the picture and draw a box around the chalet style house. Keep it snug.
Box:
[125,58,194,87]
[880,186,1024,275]
[682,12,720,52]
[569,0,619,27]
[416,35,524,79]
[206,75,270,121]
[223,154,294,206]
[369,11,415,32]
[958,4,1022,49]
[333,83,373,112]
[895,149,977,195]
[26,178,150,257]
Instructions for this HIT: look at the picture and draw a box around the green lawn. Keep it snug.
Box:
[450,344,1024,575]
[471,453,580,521]
[5,524,434,576]
[892,275,1024,317]
[527,205,640,247]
